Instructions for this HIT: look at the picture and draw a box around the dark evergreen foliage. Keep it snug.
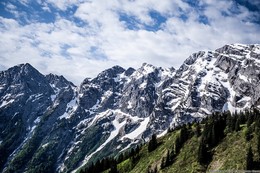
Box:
[160,149,175,170]
[165,150,170,166]
[226,112,235,132]
[210,124,217,147]
[79,145,141,173]
[198,139,208,165]
[179,125,189,143]
[174,124,191,155]
[175,136,181,154]
[245,126,253,141]
[0,116,25,171]
[195,123,201,137]
[247,115,254,127]
[246,146,254,170]
[108,159,118,173]
[148,134,158,152]
[235,117,241,131]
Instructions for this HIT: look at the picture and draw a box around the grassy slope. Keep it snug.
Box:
[129,132,179,173]
[208,131,247,170]
[115,124,259,173]
[208,125,259,171]
[163,136,204,173]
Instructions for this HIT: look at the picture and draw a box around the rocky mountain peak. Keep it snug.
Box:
[96,65,125,79]
[124,67,135,76]
[140,63,157,74]
[46,73,75,90]
[1,63,37,77]
[0,63,52,96]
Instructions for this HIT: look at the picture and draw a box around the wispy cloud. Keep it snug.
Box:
[0,0,259,85]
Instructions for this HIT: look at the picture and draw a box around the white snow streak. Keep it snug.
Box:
[127,101,133,109]
[157,129,168,138]
[72,117,126,173]
[0,99,15,108]
[123,117,150,140]
[58,96,78,119]
[238,74,248,82]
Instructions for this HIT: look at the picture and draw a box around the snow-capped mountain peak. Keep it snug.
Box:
[0,44,259,173]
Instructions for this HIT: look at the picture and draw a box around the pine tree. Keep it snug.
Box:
[103,158,109,171]
[135,145,140,154]
[95,159,101,172]
[175,136,181,154]
[165,150,170,167]
[240,112,246,124]
[188,122,192,129]
[247,115,253,127]
[109,158,118,173]
[148,134,158,152]
[198,140,208,165]
[169,148,175,164]
[210,124,216,147]
[117,153,124,163]
[180,125,188,144]
[246,146,254,170]
[202,122,210,143]
[253,107,260,116]
[130,148,135,156]
[226,113,232,132]
[235,118,240,132]
[85,162,94,173]
[245,127,253,141]
[195,123,201,137]
[231,116,236,131]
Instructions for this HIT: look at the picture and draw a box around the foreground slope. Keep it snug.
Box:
[83,110,259,173]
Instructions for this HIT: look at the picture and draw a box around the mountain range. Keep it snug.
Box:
[0,43,260,173]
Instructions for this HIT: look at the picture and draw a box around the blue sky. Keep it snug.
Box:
[0,0,259,84]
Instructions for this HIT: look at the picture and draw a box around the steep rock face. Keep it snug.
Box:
[119,63,174,118]
[160,44,260,126]
[0,65,47,172]
[0,63,53,120]
[0,64,76,173]
[0,44,259,173]
[58,63,175,172]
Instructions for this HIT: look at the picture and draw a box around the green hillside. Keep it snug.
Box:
[79,109,260,173]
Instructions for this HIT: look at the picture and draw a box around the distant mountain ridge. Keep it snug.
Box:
[0,44,259,173]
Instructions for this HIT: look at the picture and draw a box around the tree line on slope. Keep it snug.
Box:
[79,145,141,173]
[197,109,260,170]
[79,108,260,173]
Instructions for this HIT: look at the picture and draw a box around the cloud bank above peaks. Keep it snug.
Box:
[0,0,259,84]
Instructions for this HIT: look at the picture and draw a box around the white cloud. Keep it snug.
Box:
[6,2,17,10]
[5,2,20,18]
[43,0,81,11]
[19,0,29,6]
[0,0,259,85]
